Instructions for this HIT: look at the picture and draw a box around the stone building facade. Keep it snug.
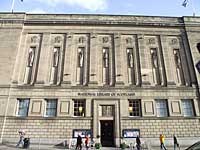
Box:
[0,13,200,147]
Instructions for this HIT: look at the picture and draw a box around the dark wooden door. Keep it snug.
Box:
[100,120,114,147]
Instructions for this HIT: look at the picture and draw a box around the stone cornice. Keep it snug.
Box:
[25,14,184,27]
[0,13,25,26]
[0,12,185,27]
[1,13,200,27]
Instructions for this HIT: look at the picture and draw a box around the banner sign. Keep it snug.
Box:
[122,129,140,138]
[73,129,92,138]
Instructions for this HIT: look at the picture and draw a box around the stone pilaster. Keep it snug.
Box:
[114,34,124,85]
[63,33,73,85]
[136,34,143,86]
[83,35,90,86]
[181,35,192,86]
[159,35,167,86]
[88,33,98,85]
[109,35,116,86]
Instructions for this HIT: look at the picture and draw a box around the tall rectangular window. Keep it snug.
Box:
[17,99,30,117]
[155,99,168,117]
[181,99,194,117]
[45,99,57,117]
[101,105,114,117]
[73,99,85,117]
[128,99,141,117]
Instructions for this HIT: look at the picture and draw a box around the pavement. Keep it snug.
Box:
[0,144,118,150]
[0,143,188,150]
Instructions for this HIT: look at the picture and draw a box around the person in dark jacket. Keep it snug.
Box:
[76,135,82,150]
[173,135,180,150]
[136,135,141,150]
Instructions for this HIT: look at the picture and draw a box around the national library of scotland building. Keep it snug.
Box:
[0,13,199,147]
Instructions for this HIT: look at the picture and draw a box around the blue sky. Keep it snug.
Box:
[0,0,199,17]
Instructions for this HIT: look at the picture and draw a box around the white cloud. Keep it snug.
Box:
[34,0,108,11]
[28,8,46,14]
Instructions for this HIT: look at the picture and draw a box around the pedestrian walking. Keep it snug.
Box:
[16,130,25,148]
[173,135,180,150]
[76,135,82,150]
[160,134,167,150]
[136,135,141,150]
[85,135,89,150]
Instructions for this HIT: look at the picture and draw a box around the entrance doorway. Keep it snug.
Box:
[100,120,114,147]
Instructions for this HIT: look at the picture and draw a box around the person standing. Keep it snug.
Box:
[160,134,167,150]
[76,135,82,150]
[16,130,25,147]
[136,135,141,150]
[173,135,180,150]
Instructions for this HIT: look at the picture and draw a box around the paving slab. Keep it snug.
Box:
[0,143,189,150]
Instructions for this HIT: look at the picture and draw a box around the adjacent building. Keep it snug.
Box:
[0,13,200,147]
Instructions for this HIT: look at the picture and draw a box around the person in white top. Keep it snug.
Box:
[16,130,25,147]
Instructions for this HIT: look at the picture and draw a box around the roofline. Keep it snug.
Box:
[0,12,198,18]
[0,12,200,18]
[0,12,200,27]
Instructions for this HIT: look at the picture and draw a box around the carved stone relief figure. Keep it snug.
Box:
[50,47,60,84]
[173,49,185,85]
[27,47,35,67]
[102,37,109,43]
[151,49,159,69]
[174,50,181,69]
[78,48,84,68]
[127,48,136,85]
[171,38,178,45]
[79,37,85,44]
[76,48,84,85]
[150,48,161,85]
[31,36,38,43]
[103,48,109,68]
[53,48,59,67]
[127,49,134,68]
[24,47,36,84]
[148,38,155,44]
[103,48,109,85]
[126,37,132,44]
[54,36,61,43]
